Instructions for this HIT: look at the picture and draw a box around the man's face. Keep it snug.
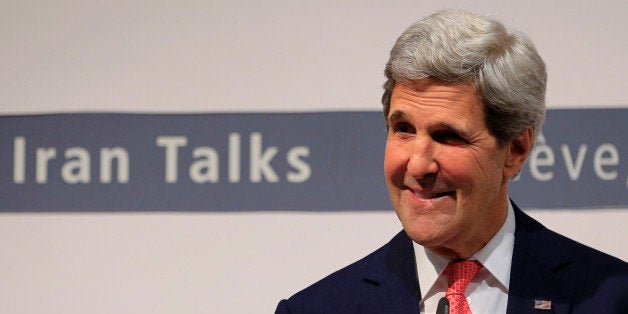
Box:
[384,80,523,259]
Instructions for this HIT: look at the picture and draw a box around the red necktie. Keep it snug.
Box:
[444,260,483,314]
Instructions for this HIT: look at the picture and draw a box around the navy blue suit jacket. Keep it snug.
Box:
[276,203,628,313]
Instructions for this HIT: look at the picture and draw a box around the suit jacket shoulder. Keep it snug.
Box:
[508,204,628,314]
[275,231,421,314]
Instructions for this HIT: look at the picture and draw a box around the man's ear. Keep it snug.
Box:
[504,127,534,178]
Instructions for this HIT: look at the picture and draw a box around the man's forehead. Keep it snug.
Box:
[389,84,483,118]
[390,81,479,104]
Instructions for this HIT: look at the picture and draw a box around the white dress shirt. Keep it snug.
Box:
[414,201,516,314]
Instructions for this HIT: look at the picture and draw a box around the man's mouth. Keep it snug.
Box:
[413,190,454,199]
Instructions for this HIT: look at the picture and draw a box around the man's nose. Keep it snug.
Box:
[406,137,439,178]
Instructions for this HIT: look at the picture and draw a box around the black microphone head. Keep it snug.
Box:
[436,297,450,314]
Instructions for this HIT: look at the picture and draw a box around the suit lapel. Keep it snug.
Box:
[358,231,421,314]
[507,204,576,314]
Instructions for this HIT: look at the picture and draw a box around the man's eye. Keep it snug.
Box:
[433,131,467,145]
[392,122,413,134]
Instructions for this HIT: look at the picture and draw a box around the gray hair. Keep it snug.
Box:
[382,9,547,147]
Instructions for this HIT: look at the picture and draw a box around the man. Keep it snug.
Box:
[276,9,627,314]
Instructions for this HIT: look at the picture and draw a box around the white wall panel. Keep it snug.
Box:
[1,1,626,114]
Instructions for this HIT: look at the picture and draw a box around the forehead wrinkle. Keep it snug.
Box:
[392,83,484,122]
[392,86,472,114]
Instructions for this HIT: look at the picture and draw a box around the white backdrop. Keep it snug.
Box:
[1,1,626,313]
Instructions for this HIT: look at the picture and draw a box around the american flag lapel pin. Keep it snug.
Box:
[534,299,552,310]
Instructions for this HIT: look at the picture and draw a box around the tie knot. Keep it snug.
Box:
[445,260,482,295]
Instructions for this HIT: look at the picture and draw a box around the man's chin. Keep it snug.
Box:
[404,225,446,246]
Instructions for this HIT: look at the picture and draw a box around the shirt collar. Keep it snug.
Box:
[414,200,516,297]
[472,200,515,290]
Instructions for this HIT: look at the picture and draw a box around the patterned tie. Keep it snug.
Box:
[444,260,483,314]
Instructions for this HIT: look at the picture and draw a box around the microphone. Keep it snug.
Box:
[436,297,449,314]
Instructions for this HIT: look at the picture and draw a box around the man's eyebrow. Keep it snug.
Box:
[388,110,470,136]
[386,110,406,129]
[387,110,405,123]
